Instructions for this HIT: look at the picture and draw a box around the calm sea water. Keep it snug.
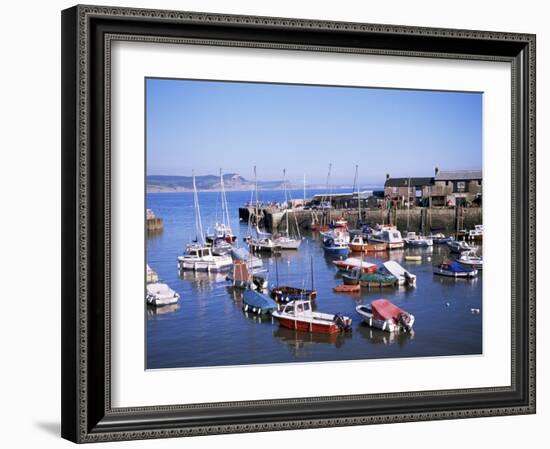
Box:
[146,190,482,369]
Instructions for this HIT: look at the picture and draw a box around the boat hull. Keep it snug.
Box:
[349,243,388,252]
[274,316,349,334]
[177,256,232,272]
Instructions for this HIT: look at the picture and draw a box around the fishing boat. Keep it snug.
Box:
[230,246,263,269]
[333,284,361,293]
[356,299,415,333]
[332,257,377,273]
[146,283,180,306]
[272,300,352,334]
[348,234,387,252]
[273,169,302,250]
[270,255,317,303]
[323,236,350,256]
[177,173,233,272]
[367,227,405,249]
[433,260,478,278]
[342,271,398,288]
[447,239,475,254]
[403,232,433,247]
[205,169,236,244]
[242,289,278,315]
[457,251,483,270]
[381,260,417,287]
[226,260,268,290]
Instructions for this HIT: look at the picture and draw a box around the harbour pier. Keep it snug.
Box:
[239,206,482,235]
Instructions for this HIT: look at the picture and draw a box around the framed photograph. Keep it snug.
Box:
[61,4,536,443]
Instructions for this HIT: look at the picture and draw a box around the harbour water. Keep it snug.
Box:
[146,190,482,369]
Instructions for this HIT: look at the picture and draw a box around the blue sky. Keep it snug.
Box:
[146,78,482,185]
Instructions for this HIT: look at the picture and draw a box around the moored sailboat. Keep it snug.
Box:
[177,172,232,272]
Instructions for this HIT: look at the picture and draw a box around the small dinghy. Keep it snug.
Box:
[404,255,422,262]
[242,289,278,315]
[272,300,352,334]
[332,257,377,273]
[427,233,453,244]
[382,261,417,287]
[333,284,361,293]
[356,299,414,333]
[146,283,180,306]
[433,260,478,278]
[342,270,398,288]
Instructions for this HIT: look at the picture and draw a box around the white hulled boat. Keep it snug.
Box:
[178,172,232,272]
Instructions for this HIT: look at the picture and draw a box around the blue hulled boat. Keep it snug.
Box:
[243,290,278,315]
[433,260,478,278]
[322,237,350,257]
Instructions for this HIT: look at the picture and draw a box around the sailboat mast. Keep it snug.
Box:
[192,171,205,244]
[303,173,306,206]
[283,169,289,233]
[327,163,333,222]
[407,177,410,231]
[220,168,231,232]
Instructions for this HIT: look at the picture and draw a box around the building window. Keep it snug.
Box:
[392,187,397,194]
[457,181,466,192]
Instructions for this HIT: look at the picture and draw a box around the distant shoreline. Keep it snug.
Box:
[146,185,381,193]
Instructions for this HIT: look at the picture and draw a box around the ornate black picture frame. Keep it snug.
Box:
[61,4,536,443]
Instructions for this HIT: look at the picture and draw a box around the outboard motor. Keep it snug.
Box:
[398,312,412,332]
[333,313,351,332]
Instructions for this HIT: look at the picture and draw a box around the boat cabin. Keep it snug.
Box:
[185,244,213,258]
[280,300,313,316]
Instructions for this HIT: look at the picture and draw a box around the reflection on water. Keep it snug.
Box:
[146,191,482,369]
[273,327,351,356]
[356,323,415,347]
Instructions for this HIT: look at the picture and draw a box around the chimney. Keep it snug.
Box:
[386,173,390,180]
[435,166,439,176]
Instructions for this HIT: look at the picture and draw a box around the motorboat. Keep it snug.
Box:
[403,232,433,247]
[367,227,405,249]
[323,237,350,257]
[433,260,478,278]
[242,289,278,315]
[381,260,417,287]
[332,257,377,273]
[272,300,352,334]
[210,238,233,256]
[457,251,483,270]
[342,270,398,288]
[146,282,180,306]
[447,240,475,254]
[333,284,361,293]
[247,236,280,253]
[356,299,414,333]
[178,243,232,272]
[348,234,387,252]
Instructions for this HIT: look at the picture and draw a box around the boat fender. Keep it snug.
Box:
[244,304,248,312]
[257,308,262,315]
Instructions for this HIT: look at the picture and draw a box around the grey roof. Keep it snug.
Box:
[384,177,433,187]
[435,170,482,181]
